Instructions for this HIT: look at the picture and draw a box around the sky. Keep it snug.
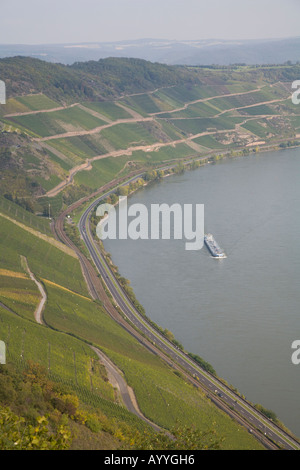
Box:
[1,0,299,45]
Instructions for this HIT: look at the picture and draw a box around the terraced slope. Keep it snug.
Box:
[1,63,299,216]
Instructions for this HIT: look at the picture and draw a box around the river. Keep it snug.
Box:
[103,147,300,436]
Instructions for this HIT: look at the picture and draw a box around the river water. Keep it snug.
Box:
[103,148,300,436]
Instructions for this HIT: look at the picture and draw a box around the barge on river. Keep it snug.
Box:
[204,233,227,258]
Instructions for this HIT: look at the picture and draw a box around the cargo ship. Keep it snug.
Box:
[204,233,227,258]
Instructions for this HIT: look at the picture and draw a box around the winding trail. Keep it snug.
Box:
[20,255,46,325]
[90,346,162,432]
[4,102,79,118]
[150,86,266,116]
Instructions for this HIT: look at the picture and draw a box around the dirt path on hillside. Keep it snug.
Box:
[149,86,266,116]
[90,346,162,432]
[20,256,46,325]
[214,96,291,118]
[4,102,79,118]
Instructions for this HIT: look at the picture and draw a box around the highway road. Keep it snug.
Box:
[76,182,300,451]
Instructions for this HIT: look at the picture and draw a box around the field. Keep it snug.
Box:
[165,116,245,135]
[99,121,161,150]
[193,134,228,149]
[238,104,277,116]
[130,142,198,163]
[240,120,273,139]
[82,101,137,121]
[74,156,134,188]
[14,94,60,111]
[0,215,88,295]
[0,305,116,402]
[8,105,107,138]
[0,94,60,116]
[0,274,41,320]
[74,142,198,189]
[158,101,220,119]
[153,84,228,104]
[0,196,53,236]
[121,94,164,115]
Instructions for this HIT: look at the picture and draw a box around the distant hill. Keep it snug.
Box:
[0,37,299,66]
[1,55,299,105]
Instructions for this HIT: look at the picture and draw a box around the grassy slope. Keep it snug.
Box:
[0,196,53,236]
[0,215,87,295]
[0,196,263,449]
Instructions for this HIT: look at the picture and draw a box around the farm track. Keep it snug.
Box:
[4,102,80,118]
[149,86,266,115]
[20,255,46,325]
[90,346,162,432]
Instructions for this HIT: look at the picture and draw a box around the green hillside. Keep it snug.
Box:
[0,201,263,449]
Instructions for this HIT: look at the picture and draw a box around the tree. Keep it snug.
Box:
[117,185,129,196]
[122,423,222,450]
[0,406,71,450]
[174,162,185,174]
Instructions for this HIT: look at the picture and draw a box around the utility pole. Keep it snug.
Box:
[48,203,51,220]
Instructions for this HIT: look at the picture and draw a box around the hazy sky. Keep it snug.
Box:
[1,0,299,44]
